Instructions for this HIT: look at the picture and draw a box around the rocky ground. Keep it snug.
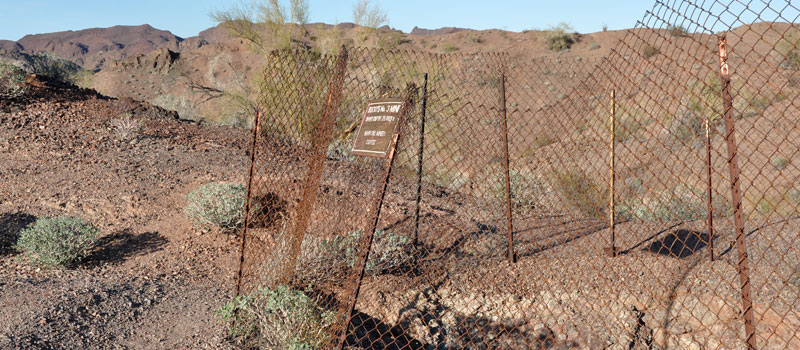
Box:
[0,79,249,349]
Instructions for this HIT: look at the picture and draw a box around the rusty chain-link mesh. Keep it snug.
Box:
[235,1,800,349]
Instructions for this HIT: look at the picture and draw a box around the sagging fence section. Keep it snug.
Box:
[234,1,800,349]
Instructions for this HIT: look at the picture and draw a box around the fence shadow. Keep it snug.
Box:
[0,212,37,256]
[644,229,709,259]
[86,229,168,265]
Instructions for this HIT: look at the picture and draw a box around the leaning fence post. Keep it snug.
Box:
[278,47,350,285]
[234,109,263,296]
[412,73,429,245]
[499,72,516,263]
[718,36,757,350]
[606,89,618,257]
[705,118,715,261]
[338,85,417,349]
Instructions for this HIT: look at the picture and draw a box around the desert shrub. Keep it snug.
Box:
[615,104,647,143]
[305,229,413,276]
[668,25,688,37]
[553,169,607,218]
[110,113,143,140]
[617,186,731,222]
[589,42,601,50]
[494,170,552,211]
[543,23,579,52]
[778,31,800,69]
[184,182,247,232]
[14,216,98,267]
[441,43,459,53]
[468,33,484,43]
[0,63,27,98]
[28,52,82,83]
[217,285,335,349]
[772,156,789,170]
[642,43,660,59]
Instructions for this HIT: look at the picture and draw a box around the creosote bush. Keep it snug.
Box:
[185,182,247,232]
[668,25,688,37]
[0,63,27,99]
[218,285,335,349]
[15,216,98,268]
[553,169,607,218]
[642,43,660,59]
[543,23,580,52]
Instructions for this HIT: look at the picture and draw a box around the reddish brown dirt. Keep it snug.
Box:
[0,79,250,349]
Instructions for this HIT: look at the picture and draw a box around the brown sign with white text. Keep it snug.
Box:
[351,99,405,158]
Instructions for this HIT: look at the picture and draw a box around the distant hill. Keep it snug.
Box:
[15,24,182,71]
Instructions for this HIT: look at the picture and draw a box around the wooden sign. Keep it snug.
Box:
[351,99,405,158]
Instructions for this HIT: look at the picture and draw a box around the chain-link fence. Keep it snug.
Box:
[233,1,800,349]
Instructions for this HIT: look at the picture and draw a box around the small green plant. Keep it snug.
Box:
[14,216,98,268]
[778,31,800,69]
[0,63,27,99]
[441,42,459,53]
[589,42,601,50]
[642,43,660,59]
[468,33,484,43]
[184,183,247,232]
[553,169,607,218]
[326,229,412,274]
[494,170,552,211]
[771,156,789,170]
[533,134,557,148]
[667,25,688,37]
[217,285,335,349]
[616,186,731,222]
[543,23,580,52]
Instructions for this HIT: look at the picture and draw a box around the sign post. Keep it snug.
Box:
[338,88,416,349]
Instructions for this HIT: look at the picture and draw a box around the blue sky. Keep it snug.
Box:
[0,0,658,41]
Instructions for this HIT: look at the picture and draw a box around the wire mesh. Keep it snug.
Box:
[234,1,800,349]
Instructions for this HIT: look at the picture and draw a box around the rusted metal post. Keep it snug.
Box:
[705,118,715,261]
[235,109,263,296]
[607,89,618,257]
[278,48,349,285]
[412,73,429,245]
[718,36,757,350]
[338,86,416,350]
[499,72,516,263]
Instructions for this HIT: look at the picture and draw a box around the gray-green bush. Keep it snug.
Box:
[14,216,98,267]
[217,285,335,349]
[0,63,27,98]
[616,186,731,222]
[304,229,413,276]
[184,182,247,232]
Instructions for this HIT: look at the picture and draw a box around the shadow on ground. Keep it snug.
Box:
[86,229,168,265]
[645,229,709,258]
[0,212,37,255]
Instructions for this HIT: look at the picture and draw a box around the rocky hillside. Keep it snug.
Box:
[14,25,183,71]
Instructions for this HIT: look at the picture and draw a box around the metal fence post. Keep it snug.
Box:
[607,89,618,257]
[278,47,350,285]
[718,36,757,350]
[412,73,429,245]
[499,72,516,263]
[338,84,417,349]
[705,118,715,261]
[235,109,263,296]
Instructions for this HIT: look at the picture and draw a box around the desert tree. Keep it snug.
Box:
[352,0,388,44]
